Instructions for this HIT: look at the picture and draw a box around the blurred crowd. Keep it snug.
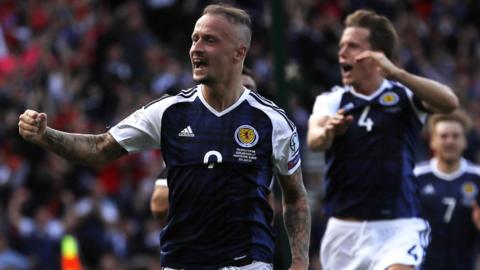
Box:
[0,0,480,269]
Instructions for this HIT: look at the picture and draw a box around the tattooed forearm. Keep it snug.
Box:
[41,127,127,167]
[278,170,311,269]
[284,196,311,266]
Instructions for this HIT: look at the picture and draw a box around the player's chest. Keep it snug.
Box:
[161,108,273,164]
[343,92,409,133]
[421,179,479,207]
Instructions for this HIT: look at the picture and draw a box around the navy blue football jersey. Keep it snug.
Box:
[415,158,480,270]
[312,80,428,219]
[109,86,301,269]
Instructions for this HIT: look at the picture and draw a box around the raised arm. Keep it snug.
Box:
[18,109,127,168]
[356,50,459,113]
[277,168,311,270]
[391,68,458,113]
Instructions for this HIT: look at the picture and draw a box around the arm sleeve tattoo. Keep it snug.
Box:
[278,169,311,267]
[41,127,127,167]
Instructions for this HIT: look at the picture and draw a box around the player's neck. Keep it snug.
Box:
[436,158,461,174]
[201,81,244,112]
[352,75,383,95]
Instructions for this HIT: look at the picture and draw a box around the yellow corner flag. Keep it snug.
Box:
[61,235,83,270]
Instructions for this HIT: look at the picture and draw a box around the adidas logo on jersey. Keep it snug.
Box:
[422,184,435,195]
[179,126,195,137]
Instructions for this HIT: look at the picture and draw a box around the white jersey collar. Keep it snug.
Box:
[198,85,250,117]
[348,79,390,101]
[430,157,467,181]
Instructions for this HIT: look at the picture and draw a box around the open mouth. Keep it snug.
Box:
[341,63,353,72]
[193,59,208,70]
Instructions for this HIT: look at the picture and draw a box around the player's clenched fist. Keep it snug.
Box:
[18,109,48,143]
[325,109,353,136]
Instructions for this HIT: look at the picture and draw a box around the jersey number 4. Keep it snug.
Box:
[358,106,374,132]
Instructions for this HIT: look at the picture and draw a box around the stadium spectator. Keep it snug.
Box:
[415,111,480,270]
[18,4,310,270]
[307,9,458,270]
[7,188,63,269]
[0,230,29,270]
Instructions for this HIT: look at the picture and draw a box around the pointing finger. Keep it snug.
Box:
[354,51,372,61]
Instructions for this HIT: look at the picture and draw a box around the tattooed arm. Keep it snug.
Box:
[277,168,311,270]
[18,109,127,168]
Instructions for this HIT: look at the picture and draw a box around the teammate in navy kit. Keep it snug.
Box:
[307,9,458,270]
[415,111,480,270]
[18,4,311,270]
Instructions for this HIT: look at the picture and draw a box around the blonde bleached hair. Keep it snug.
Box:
[202,4,252,50]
